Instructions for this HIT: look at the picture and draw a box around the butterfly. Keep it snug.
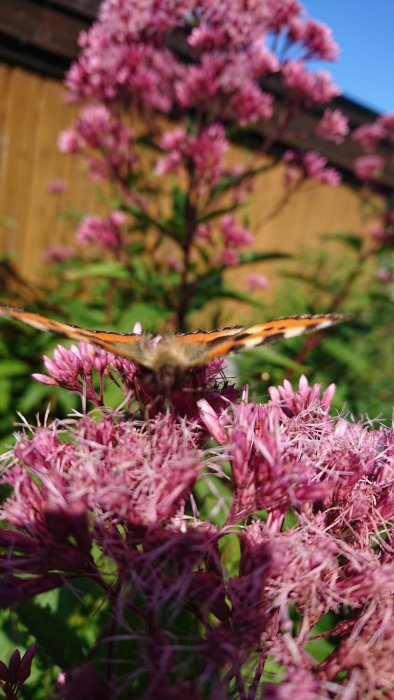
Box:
[0,307,347,392]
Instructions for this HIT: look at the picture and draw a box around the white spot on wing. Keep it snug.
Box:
[315,320,333,330]
[26,320,51,331]
[240,336,263,348]
[283,327,306,338]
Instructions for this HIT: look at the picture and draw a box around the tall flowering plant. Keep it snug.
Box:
[0,3,393,695]
[0,349,393,698]
[52,0,345,332]
[0,0,357,441]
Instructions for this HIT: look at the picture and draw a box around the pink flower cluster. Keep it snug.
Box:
[155,124,228,187]
[353,155,384,182]
[315,108,349,144]
[368,208,394,246]
[353,113,394,152]
[218,214,254,266]
[76,210,126,249]
[352,113,394,183]
[59,105,136,183]
[194,214,255,266]
[33,341,239,418]
[282,61,339,103]
[0,371,393,697]
[64,0,340,130]
[283,150,341,186]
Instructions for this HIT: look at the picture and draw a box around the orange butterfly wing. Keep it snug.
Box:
[198,314,347,359]
[0,307,348,365]
[0,306,142,357]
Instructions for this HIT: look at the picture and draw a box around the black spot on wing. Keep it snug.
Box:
[204,334,241,347]
[229,332,251,341]
[262,332,286,344]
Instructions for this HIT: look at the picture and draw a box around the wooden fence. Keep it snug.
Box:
[0,63,366,286]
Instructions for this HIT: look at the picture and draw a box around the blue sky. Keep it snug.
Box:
[303,1,394,114]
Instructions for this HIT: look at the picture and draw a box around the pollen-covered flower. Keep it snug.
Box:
[33,341,126,406]
[1,369,393,697]
[268,374,336,417]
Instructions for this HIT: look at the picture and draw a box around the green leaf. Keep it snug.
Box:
[320,230,364,251]
[134,133,162,152]
[323,337,370,373]
[170,186,187,234]
[125,204,172,236]
[237,346,309,373]
[280,271,330,292]
[208,163,275,201]
[18,383,55,414]
[65,261,130,281]
[17,599,86,670]
[0,359,30,378]
[197,202,241,224]
[0,379,11,412]
[118,303,171,332]
[0,483,13,504]
[237,251,291,264]
[216,287,266,308]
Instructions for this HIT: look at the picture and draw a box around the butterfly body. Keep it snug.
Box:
[0,306,348,392]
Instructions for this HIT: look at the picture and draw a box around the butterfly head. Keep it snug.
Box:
[134,338,209,394]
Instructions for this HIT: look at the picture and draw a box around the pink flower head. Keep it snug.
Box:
[352,121,386,152]
[33,341,131,406]
[369,225,394,246]
[353,155,384,182]
[194,222,213,242]
[376,268,394,284]
[282,61,340,103]
[283,150,341,186]
[247,44,279,78]
[2,412,204,529]
[246,273,269,292]
[379,113,394,141]
[268,374,336,418]
[58,128,83,154]
[219,215,254,249]
[45,178,68,194]
[77,105,112,147]
[266,0,302,34]
[76,211,126,249]
[299,19,340,61]
[315,108,349,144]
[156,124,228,185]
[207,399,332,521]
[43,245,74,263]
[230,83,274,125]
[220,249,240,266]
[33,339,238,420]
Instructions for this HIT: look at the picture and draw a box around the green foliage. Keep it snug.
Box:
[235,236,394,421]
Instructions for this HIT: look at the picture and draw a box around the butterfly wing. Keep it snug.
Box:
[178,326,244,344]
[201,314,347,359]
[0,306,143,358]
